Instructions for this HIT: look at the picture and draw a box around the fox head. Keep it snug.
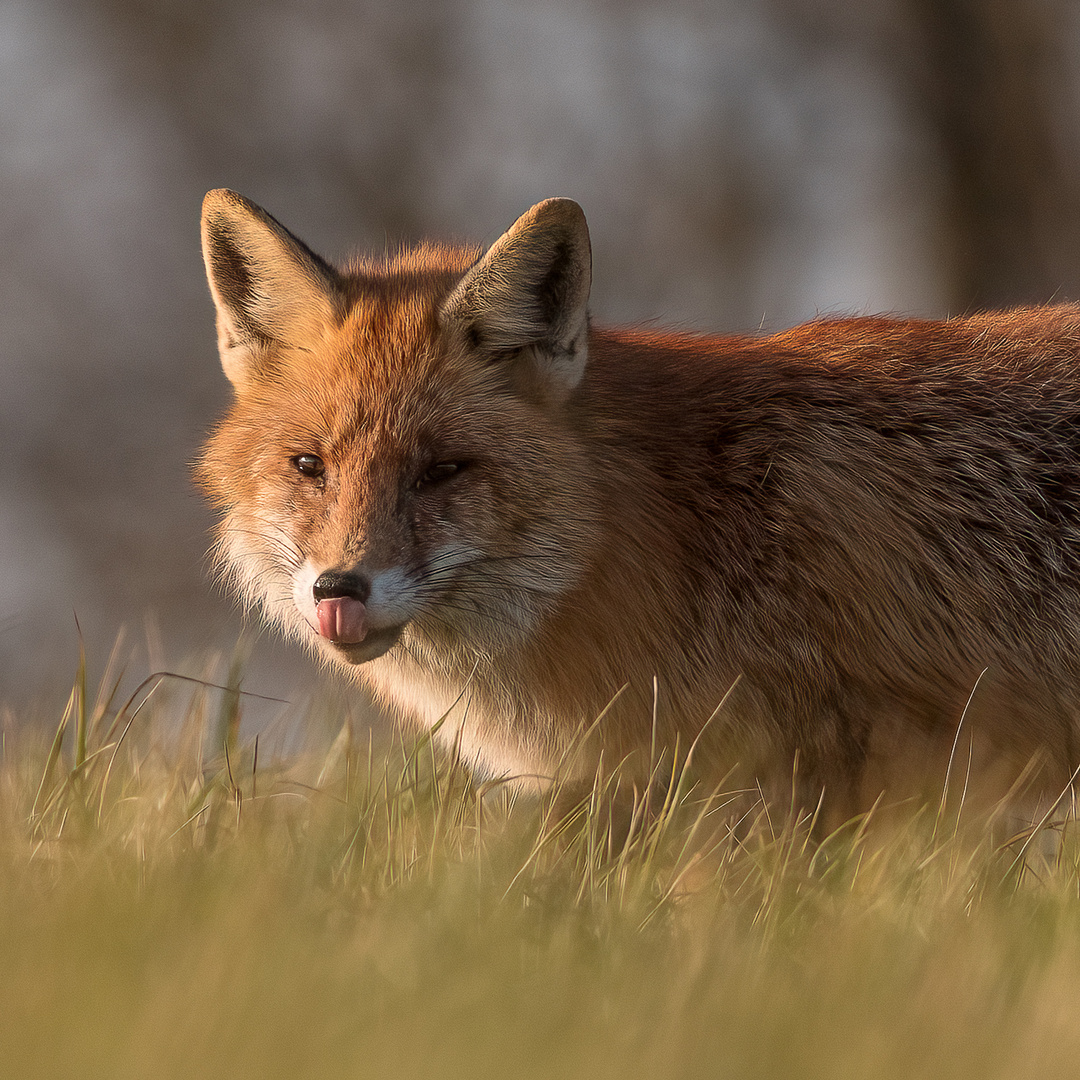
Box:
[198,191,599,676]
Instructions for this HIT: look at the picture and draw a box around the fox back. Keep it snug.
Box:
[199,190,1080,822]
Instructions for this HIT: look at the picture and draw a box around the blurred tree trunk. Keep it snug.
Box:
[906,0,1079,309]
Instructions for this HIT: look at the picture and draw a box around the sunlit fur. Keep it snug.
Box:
[200,190,1080,824]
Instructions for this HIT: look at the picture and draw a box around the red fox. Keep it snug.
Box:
[199,189,1080,824]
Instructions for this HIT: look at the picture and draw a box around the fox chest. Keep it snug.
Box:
[364,653,567,787]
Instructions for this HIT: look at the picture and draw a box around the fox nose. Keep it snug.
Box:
[312,569,370,604]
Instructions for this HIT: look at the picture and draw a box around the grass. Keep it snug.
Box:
[5,645,1080,1079]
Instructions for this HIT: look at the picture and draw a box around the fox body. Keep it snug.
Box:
[199,190,1080,820]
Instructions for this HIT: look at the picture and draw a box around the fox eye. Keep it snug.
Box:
[417,461,465,488]
[292,454,325,479]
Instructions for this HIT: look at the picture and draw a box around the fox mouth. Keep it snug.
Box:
[300,587,406,660]
[323,624,403,663]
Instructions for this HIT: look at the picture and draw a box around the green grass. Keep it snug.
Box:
[6,647,1080,1080]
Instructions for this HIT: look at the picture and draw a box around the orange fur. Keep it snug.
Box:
[199,190,1080,823]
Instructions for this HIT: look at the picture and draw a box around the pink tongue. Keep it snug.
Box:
[315,597,368,644]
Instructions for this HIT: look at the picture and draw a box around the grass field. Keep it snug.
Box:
[5,645,1080,1080]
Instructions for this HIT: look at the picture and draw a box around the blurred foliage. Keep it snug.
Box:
[5,650,1080,1078]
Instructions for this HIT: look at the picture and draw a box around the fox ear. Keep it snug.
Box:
[441,198,592,393]
[201,189,340,388]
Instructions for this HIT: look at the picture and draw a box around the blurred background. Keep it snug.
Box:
[4,0,1080,723]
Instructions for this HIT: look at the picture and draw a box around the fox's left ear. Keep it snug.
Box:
[441,198,592,395]
[201,189,341,389]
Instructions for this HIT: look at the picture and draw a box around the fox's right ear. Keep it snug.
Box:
[201,190,340,389]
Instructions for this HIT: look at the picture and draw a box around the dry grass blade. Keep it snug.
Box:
[7,643,1080,1080]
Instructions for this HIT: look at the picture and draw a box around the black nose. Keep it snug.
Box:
[313,569,370,603]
